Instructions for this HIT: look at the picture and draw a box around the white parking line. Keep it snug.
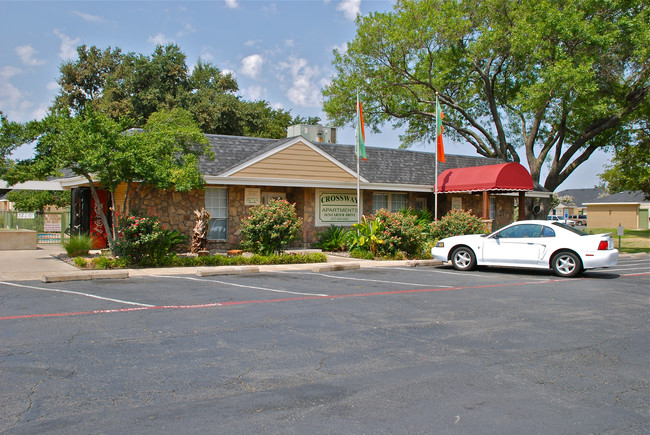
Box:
[154,275,329,297]
[0,281,154,307]
[301,271,454,288]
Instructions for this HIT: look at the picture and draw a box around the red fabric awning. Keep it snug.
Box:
[437,162,534,193]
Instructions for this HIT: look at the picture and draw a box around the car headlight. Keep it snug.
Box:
[435,241,444,248]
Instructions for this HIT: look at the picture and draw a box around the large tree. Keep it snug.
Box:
[323,0,649,194]
[54,44,305,137]
[2,108,211,249]
[599,121,650,199]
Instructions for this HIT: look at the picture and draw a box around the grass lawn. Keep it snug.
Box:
[586,228,650,253]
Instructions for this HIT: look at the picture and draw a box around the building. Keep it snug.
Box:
[584,191,650,229]
[58,132,540,249]
[550,188,606,219]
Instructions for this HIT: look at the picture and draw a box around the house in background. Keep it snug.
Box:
[58,127,541,249]
[584,191,650,229]
[550,188,606,219]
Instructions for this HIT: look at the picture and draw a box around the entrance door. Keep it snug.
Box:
[90,190,112,249]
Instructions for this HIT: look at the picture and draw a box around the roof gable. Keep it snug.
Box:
[220,137,363,182]
[197,134,506,187]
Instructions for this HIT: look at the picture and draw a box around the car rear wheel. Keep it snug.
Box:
[551,251,582,278]
[451,247,476,271]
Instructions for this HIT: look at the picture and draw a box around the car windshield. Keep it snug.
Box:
[552,222,588,235]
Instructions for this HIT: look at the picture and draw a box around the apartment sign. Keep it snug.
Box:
[316,190,359,226]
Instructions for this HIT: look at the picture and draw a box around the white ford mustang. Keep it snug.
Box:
[431,220,618,277]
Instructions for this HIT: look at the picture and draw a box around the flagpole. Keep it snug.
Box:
[434,93,439,222]
[356,91,361,225]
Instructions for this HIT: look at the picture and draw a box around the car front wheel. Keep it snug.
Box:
[451,247,476,271]
[551,251,582,278]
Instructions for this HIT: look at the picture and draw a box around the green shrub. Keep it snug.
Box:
[374,209,426,256]
[350,248,376,260]
[314,225,348,251]
[239,199,303,255]
[348,215,385,255]
[429,209,488,240]
[73,256,88,268]
[114,214,184,265]
[62,235,94,257]
[91,256,128,269]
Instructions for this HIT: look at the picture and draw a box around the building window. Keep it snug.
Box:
[391,193,407,212]
[373,193,388,212]
[372,192,407,213]
[206,187,227,240]
[489,197,496,220]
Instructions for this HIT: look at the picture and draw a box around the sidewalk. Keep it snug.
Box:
[0,245,439,282]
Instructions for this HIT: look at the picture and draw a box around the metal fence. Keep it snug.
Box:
[0,211,71,244]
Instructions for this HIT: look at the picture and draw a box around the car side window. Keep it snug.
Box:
[497,224,541,238]
[541,226,556,237]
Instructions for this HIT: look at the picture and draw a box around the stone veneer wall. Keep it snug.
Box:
[128,188,204,242]
[125,186,516,250]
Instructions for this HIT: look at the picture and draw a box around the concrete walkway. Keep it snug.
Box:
[0,245,440,282]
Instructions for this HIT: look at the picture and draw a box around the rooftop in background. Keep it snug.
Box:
[556,188,606,206]
[584,191,649,204]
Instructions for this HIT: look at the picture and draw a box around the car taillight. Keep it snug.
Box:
[597,240,609,250]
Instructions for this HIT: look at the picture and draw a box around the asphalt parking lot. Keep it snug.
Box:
[1,255,649,434]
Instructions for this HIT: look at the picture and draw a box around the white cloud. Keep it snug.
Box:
[46,81,60,91]
[72,10,104,22]
[53,29,80,60]
[244,39,261,47]
[245,85,266,101]
[225,0,239,9]
[241,54,264,79]
[0,72,31,122]
[148,33,173,45]
[15,45,46,67]
[0,66,21,80]
[177,22,196,37]
[337,0,361,20]
[279,56,323,108]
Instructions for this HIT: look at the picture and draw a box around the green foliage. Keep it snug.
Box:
[350,215,385,255]
[599,132,650,199]
[62,235,94,257]
[1,107,211,248]
[73,257,88,268]
[113,214,185,265]
[239,199,303,255]
[53,44,310,138]
[314,225,348,251]
[429,209,489,240]
[91,256,129,269]
[5,190,70,212]
[350,248,376,260]
[373,209,427,257]
[323,0,649,191]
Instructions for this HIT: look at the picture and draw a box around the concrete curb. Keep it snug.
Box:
[196,265,260,277]
[312,263,361,272]
[42,270,129,283]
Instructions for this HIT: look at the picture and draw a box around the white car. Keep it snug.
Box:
[431,220,618,277]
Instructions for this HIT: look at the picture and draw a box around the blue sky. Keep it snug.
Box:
[1,0,609,190]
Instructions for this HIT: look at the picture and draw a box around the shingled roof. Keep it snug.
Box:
[200,134,506,185]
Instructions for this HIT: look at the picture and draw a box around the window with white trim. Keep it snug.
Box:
[206,187,227,240]
[372,193,388,212]
[372,192,408,213]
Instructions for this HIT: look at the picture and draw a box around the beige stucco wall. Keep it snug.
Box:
[232,142,357,182]
[586,204,639,228]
